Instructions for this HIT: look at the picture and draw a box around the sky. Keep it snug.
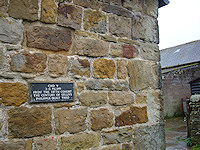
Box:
[158,0,200,49]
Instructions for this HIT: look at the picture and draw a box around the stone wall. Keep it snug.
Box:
[187,95,200,145]
[162,64,200,117]
[0,0,165,149]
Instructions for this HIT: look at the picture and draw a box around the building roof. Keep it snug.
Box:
[160,40,200,69]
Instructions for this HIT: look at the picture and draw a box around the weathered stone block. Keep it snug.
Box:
[99,34,117,43]
[0,108,7,139]
[122,44,139,58]
[133,123,165,150]
[8,107,52,138]
[109,15,131,38]
[117,59,127,79]
[72,39,109,57]
[75,30,97,39]
[59,132,101,150]
[123,0,142,12]
[110,44,138,58]
[93,58,116,79]
[0,140,32,150]
[108,91,133,106]
[140,42,160,61]
[85,79,129,91]
[101,144,120,150]
[115,105,148,127]
[0,0,8,17]
[48,54,68,75]
[84,10,107,33]
[104,0,121,6]
[103,3,133,18]
[77,81,85,93]
[0,18,23,44]
[147,91,164,122]
[110,44,122,57]
[68,57,90,78]
[128,60,160,91]
[34,137,57,150]
[10,52,47,73]
[0,47,4,69]
[54,107,87,134]
[90,108,114,130]
[73,0,102,10]
[122,143,133,150]
[79,91,107,107]
[135,93,147,104]
[143,0,158,18]
[41,0,57,23]
[102,127,132,145]
[26,26,73,52]
[57,3,82,30]
[132,14,159,43]
[8,0,39,21]
[0,83,27,106]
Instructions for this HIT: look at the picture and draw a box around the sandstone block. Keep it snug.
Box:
[73,0,102,10]
[26,26,73,52]
[110,44,122,57]
[0,0,8,17]
[0,140,32,150]
[109,15,131,38]
[102,127,132,145]
[8,107,52,138]
[122,44,139,58]
[48,54,68,75]
[133,123,165,150]
[85,79,129,91]
[77,82,85,93]
[90,108,114,130]
[135,93,147,104]
[140,42,160,61]
[0,18,23,44]
[103,3,133,18]
[68,57,90,78]
[0,83,27,106]
[8,0,38,21]
[143,0,158,18]
[93,58,116,79]
[59,132,100,150]
[104,0,121,6]
[115,105,148,127]
[128,60,160,91]
[72,39,109,57]
[108,91,133,106]
[54,107,87,134]
[10,52,47,73]
[132,14,159,43]
[101,144,120,150]
[57,3,82,30]
[110,44,138,58]
[0,47,4,69]
[118,38,141,45]
[117,59,127,79]
[79,91,107,107]
[99,34,117,43]
[147,91,164,123]
[122,143,133,150]
[75,30,98,39]
[84,10,107,33]
[123,0,142,12]
[34,137,57,150]
[41,0,57,23]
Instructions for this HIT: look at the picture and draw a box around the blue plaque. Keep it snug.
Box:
[30,82,74,103]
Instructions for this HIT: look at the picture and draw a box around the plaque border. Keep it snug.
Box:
[28,81,74,104]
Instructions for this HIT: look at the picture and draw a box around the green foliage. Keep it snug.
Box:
[192,145,200,150]
[185,137,193,146]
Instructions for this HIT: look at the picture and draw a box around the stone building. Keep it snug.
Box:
[161,40,200,117]
[0,0,168,149]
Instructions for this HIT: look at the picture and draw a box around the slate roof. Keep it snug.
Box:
[160,40,200,69]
